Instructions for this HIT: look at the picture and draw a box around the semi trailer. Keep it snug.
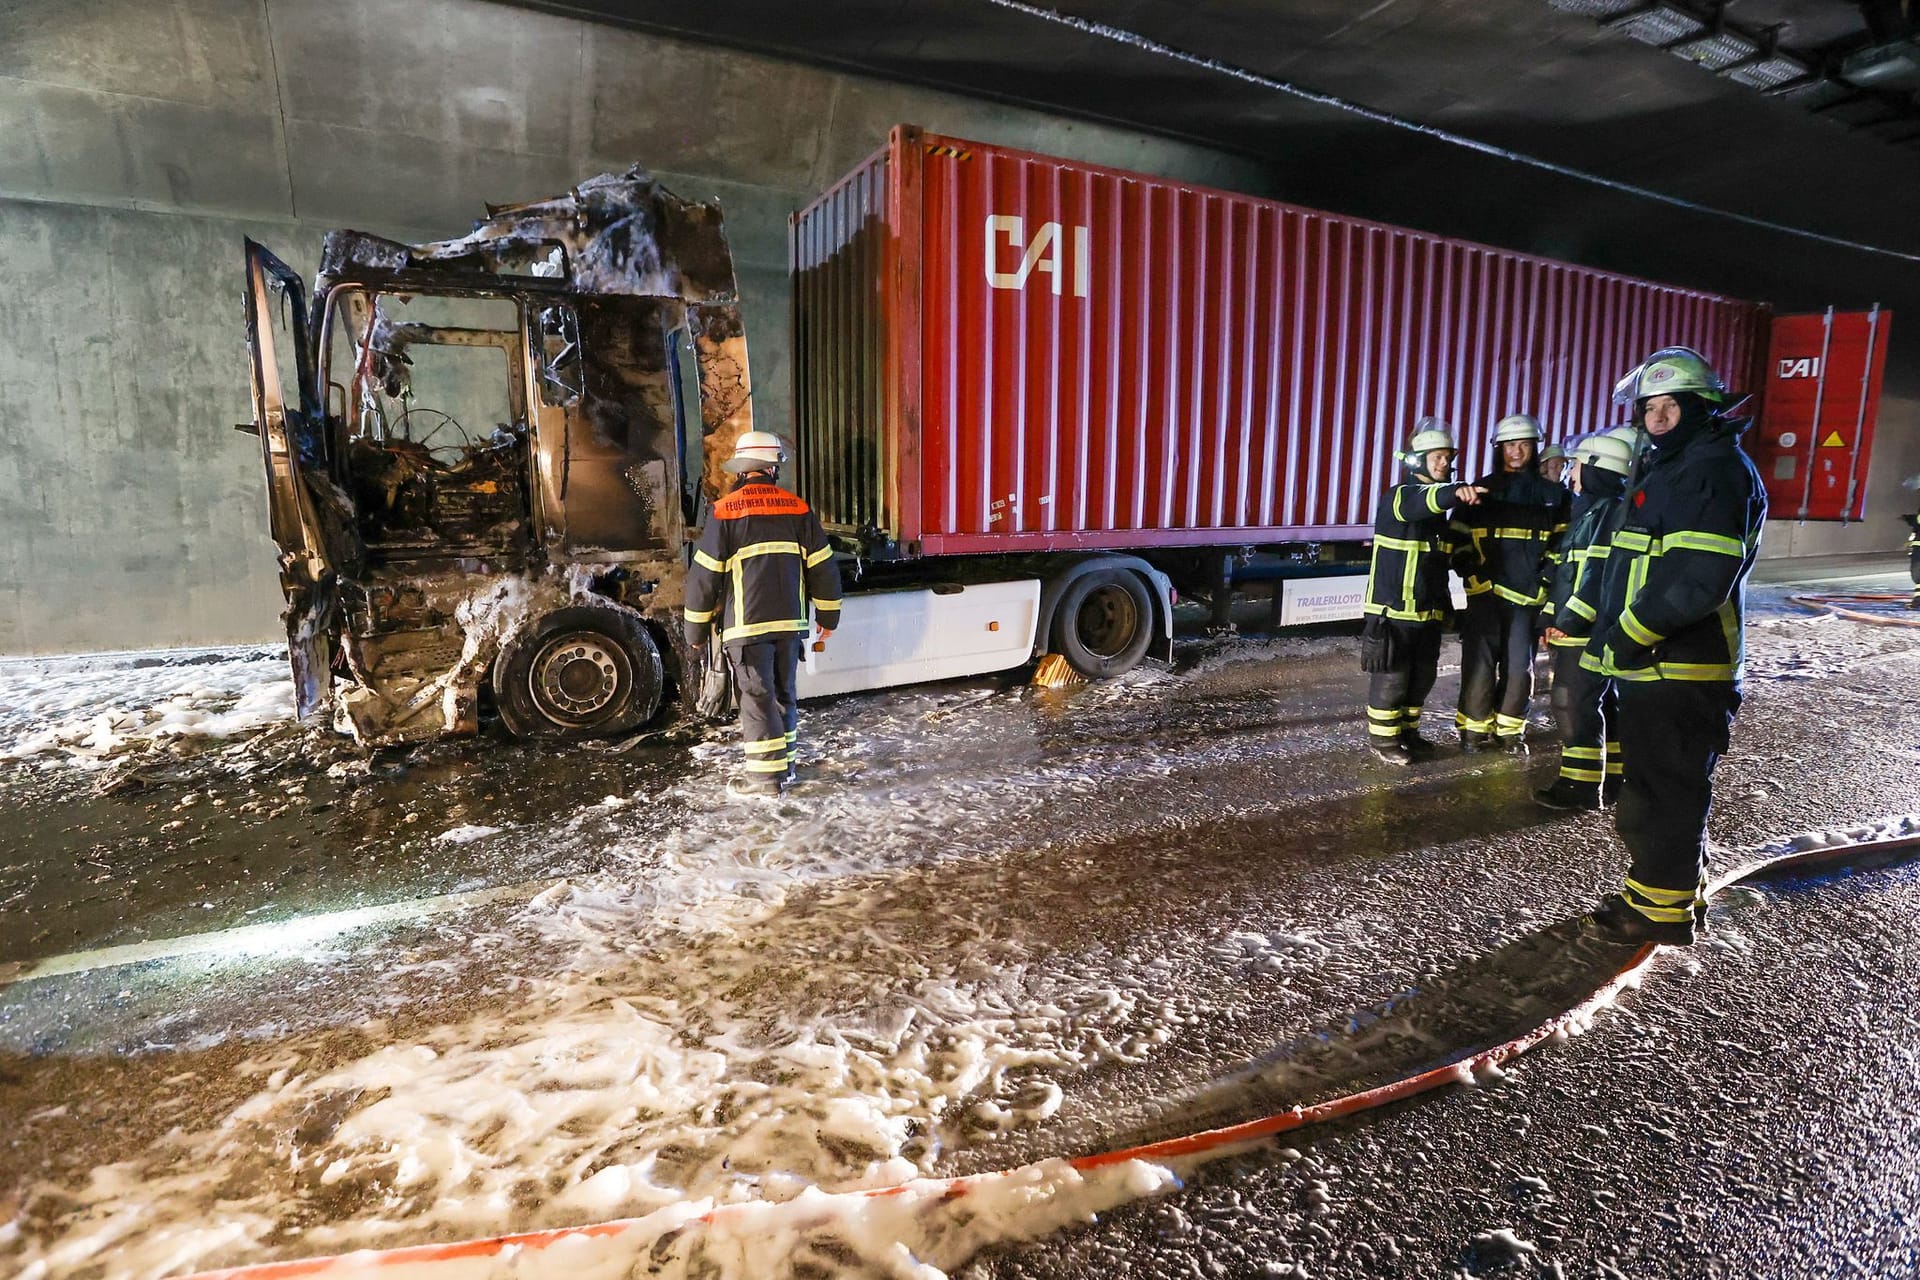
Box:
[242,126,1887,744]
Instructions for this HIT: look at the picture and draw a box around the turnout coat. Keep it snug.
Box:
[684,480,843,649]
[1540,479,1625,652]
[1449,469,1569,608]
[1365,477,1469,624]
[1580,422,1766,684]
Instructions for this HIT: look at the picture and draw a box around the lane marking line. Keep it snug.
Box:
[0,879,561,987]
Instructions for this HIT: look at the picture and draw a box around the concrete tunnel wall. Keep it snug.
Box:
[0,0,1911,654]
[0,0,1276,654]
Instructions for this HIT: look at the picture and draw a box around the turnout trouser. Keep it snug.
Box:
[1365,620,1443,743]
[1548,645,1621,790]
[729,635,803,778]
[1612,680,1742,926]
[1457,597,1538,740]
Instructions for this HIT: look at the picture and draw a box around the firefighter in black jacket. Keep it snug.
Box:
[1450,414,1570,749]
[1904,482,1920,609]
[1362,418,1484,765]
[1580,348,1766,946]
[685,431,843,796]
[1534,428,1636,810]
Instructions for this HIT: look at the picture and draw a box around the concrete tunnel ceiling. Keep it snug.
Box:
[507,0,1920,361]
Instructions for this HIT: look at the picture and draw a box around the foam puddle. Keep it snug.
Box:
[0,648,293,766]
[5,751,1204,1280]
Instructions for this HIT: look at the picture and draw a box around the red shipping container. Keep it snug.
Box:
[792,126,1772,555]
[1747,308,1892,523]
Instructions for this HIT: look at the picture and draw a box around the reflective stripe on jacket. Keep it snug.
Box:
[684,480,843,647]
[1579,423,1766,684]
[1449,469,1569,607]
[1540,489,1623,648]
[1365,480,1465,622]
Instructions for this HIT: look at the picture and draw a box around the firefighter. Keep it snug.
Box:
[1908,512,1920,609]
[1579,348,1766,946]
[1534,428,1636,810]
[1361,418,1485,765]
[1450,414,1570,750]
[684,431,843,796]
[1537,442,1570,485]
[1904,481,1920,609]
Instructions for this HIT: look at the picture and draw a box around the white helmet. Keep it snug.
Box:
[1538,442,1567,463]
[1407,415,1455,456]
[1574,432,1634,477]
[1493,413,1543,444]
[723,430,789,474]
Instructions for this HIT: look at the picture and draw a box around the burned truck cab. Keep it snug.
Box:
[243,169,755,744]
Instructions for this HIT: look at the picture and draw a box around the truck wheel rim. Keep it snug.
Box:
[530,631,628,723]
[1077,585,1140,659]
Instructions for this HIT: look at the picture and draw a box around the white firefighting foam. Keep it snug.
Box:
[0,649,293,766]
[4,744,1210,1280]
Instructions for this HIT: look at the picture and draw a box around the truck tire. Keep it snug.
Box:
[491,604,663,739]
[1051,568,1154,679]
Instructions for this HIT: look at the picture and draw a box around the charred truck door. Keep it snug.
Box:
[243,240,364,723]
[242,169,757,746]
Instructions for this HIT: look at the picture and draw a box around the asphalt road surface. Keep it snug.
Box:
[2,569,1916,1279]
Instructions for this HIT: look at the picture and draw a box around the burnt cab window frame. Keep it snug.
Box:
[316,283,541,558]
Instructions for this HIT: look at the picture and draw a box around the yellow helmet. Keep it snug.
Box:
[1611,346,1728,405]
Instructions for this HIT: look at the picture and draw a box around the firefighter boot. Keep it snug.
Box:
[1602,776,1623,806]
[1371,738,1414,767]
[1458,729,1494,752]
[1582,893,1695,947]
[1402,729,1439,760]
[1533,777,1601,811]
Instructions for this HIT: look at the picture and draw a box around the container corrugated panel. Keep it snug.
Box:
[792,126,1770,554]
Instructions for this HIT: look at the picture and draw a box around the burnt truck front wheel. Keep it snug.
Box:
[1052,569,1154,679]
[492,605,663,739]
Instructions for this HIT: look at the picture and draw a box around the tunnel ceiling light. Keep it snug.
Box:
[1547,1,1920,151]
[1608,6,1706,48]
[1546,0,1642,17]
[1669,30,1759,72]
[1731,54,1812,92]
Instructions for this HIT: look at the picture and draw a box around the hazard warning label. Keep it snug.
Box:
[1820,430,1846,447]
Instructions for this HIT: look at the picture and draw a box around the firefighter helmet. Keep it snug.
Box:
[723,430,789,474]
[1493,413,1543,443]
[1574,432,1634,476]
[1611,346,1728,406]
[1407,416,1455,455]
[1602,424,1643,453]
[1538,442,1567,464]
